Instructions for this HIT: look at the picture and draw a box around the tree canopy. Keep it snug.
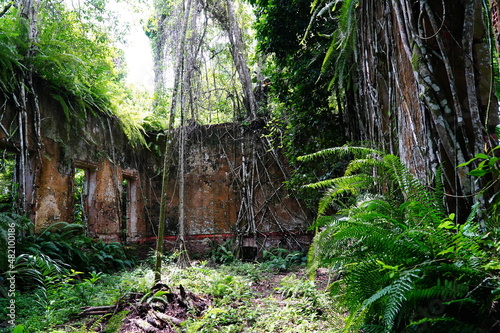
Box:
[0,0,151,144]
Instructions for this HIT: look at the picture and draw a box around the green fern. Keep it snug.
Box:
[0,212,31,272]
[14,252,69,289]
[305,146,500,331]
[297,145,383,163]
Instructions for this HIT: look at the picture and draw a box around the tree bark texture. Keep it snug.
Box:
[490,0,500,55]
[14,0,41,215]
[345,0,499,221]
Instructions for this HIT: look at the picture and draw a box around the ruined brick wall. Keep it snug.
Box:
[152,121,312,253]
[0,78,312,252]
[0,80,152,241]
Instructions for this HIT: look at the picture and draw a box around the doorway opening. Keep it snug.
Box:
[0,152,17,212]
[73,168,88,234]
[121,173,137,242]
[73,162,97,236]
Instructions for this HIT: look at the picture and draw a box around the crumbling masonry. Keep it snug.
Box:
[0,80,312,255]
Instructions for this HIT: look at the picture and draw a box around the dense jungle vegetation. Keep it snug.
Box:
[2,0,500,332]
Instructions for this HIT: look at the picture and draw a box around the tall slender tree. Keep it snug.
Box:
[154,0,194,281]
[202,0,257,119]
[16,0,41,216]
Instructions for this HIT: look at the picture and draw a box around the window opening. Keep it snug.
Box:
[73,161,97,237]
[121,173,138,242]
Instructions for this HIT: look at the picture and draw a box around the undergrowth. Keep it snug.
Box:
[0,218,137,332]
[0,260,344,333]
[302,145,500,332]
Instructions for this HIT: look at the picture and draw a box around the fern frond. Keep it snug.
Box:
[316,175,374,214]
[15,252,69,288]
[432,166,446,213]
[384,155,446,220]
[37,221,84,239]
[381,270,419,330]
[407,317,457,330]
[303,178,338,190]
[50,93,72,121]
[297,145,383,163]
[343,157,386,176]
[406,278,468,305]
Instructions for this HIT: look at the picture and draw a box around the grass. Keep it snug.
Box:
[1,259,345,332]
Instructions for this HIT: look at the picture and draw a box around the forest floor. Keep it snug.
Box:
[4,259,345,332]
[74,263,343,333]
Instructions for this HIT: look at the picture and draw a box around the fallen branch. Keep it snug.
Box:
[78,305,117,316]
[152,310,185,326]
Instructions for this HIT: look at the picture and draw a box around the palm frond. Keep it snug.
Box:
[36,221,84,239]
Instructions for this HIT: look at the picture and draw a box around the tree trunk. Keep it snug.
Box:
[15,0,40,215]
[154,0,193,282]
[176,103,190,267]
[176,36,192,267]
[345,0,498,222]
[202,0,257,119]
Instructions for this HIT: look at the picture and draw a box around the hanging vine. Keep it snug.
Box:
[212,123,311,256]
[318,0,500,221]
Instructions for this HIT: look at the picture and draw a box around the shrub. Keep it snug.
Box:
[260,247,307,272]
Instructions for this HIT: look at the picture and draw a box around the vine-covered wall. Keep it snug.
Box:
[0,78,311,252]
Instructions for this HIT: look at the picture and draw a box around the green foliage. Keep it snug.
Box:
[260,247,307,272]
[300,146,398,215]
[0,218,135,332]
[169,262,342,333]
[102,310,130,333]
[2,253,78,331]
[251,0,345,208]
[34,2,118,115]
[112,87,153,146]
[276,273,318,302]
[205,238,236,264]
[0,151,18,212]
[306,146,500,332]
[0,5,26,93]
[12,221,135,280]
[1,259,343,332]
[73,168,85,225]
[2,269,125,333]
[0,0,150,145]
[315,0,359,91]
[458,144,500,226]
[0,211,30,273]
